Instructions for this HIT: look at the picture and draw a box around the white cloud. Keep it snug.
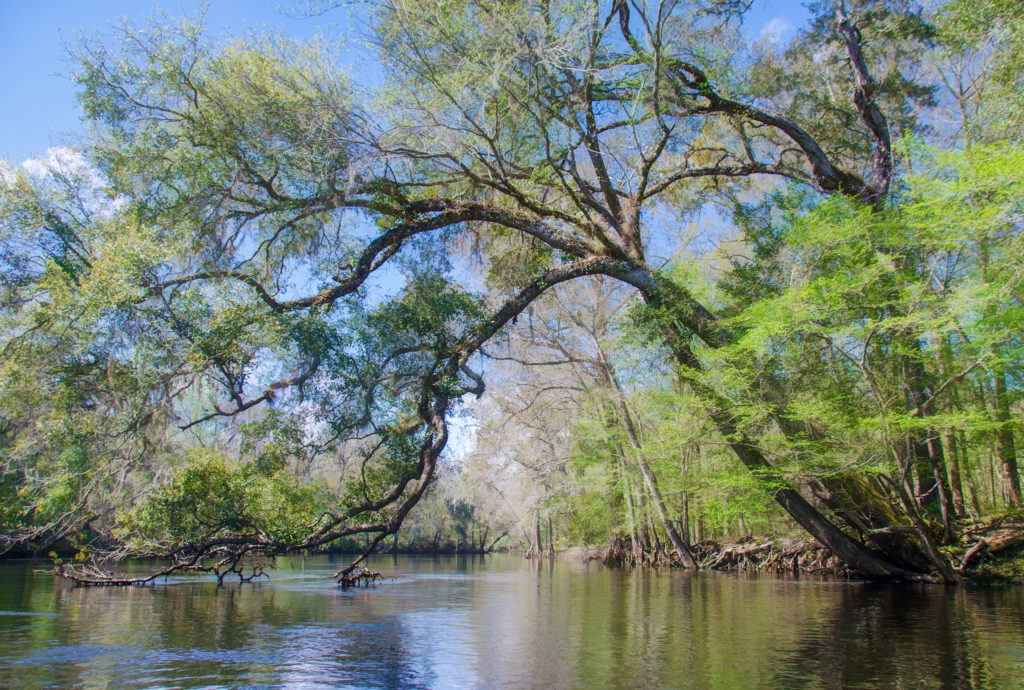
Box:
[13,147,125,217]
[0,160,16,187]
[21,147,102,188]
[759,17,795,44]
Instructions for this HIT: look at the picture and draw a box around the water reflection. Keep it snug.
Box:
[1,555,1022,688]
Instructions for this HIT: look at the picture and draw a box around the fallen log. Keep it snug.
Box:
[958,533,1024,572]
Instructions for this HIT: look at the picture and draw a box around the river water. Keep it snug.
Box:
[1,555,1023,688]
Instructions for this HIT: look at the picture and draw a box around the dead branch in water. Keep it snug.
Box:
[50,551,271,587]
[338,567,383,588]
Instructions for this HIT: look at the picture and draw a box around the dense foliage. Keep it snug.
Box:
[0,0,1021,583]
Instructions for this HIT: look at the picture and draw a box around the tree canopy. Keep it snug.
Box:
[1,0,1022,584]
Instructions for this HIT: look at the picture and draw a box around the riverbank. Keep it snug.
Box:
[12,516,1024,586]
[579,516,1024,584]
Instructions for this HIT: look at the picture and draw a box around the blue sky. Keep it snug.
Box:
[0,0,356,162]
[0,0,809,164]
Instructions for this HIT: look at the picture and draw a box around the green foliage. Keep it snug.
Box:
[119,449,333,548]
[484,232,555,292]
[709,144,1024,512]
[77,21,355,210]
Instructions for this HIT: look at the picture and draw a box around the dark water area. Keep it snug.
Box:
[1,556,1023,688]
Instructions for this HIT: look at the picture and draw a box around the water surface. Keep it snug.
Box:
[1,555,1022,688]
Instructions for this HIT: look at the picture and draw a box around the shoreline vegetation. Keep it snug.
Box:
[19,511,1024,587]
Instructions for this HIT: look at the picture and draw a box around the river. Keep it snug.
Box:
[1,555,1022,688]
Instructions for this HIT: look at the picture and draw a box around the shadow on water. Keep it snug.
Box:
[768,584,1024,689]
[1,556,1022,688]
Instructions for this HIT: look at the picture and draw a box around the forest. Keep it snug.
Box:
[0,0,1022,586]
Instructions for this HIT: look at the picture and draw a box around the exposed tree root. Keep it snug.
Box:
[601,521,1024,583]
[696,539,858,576]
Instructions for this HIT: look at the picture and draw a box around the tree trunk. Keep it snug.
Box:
[941,430,966,518]
[525,513,542,559]
[937,336,967,517]
[681,492,691,547]
[993,365,1021,506]
[599,355,696,568]
[618,454,643,560]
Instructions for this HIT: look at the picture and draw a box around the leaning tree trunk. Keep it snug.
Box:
[648,302,925,579]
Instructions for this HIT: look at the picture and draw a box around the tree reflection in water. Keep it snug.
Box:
[1,557,1022,688]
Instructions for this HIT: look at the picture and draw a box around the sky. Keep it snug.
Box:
[0,0,810,164]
